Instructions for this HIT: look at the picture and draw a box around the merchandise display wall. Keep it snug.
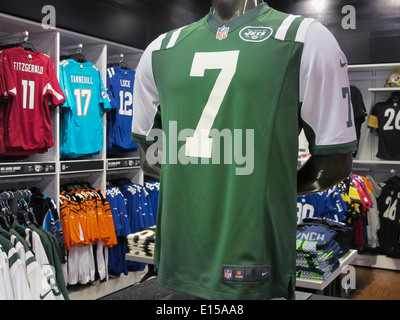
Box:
[349,63,400,271]
[0,12,146,299]
[0,12,143,197]
[1,1,400,301]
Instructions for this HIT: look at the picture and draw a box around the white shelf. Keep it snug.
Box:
[353,160,400,165]
[295,249,358,291]
[126,253,154,265]
[68,270,147,300]
[348,62,400,70]
[368,87,400,92]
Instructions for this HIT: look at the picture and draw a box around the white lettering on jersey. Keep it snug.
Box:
[13,62,44,74]
[120,79,131,88]
[70,75,94,84]
[297,232,325,242]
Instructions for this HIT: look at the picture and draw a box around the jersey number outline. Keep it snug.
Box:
[297,202,315,224]
[383,196,397,221]
[21,79,35,109]
[119,91,133,116]
[383,108,400,131]
[341,87,353,128]
[185,51,240,158]
[74,88,92,116]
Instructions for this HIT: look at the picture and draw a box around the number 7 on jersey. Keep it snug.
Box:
[185,50,240,158]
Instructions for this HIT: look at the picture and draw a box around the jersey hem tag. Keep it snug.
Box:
[222,265,269,282]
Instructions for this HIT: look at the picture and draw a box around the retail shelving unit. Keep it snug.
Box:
[0,12,144,206]
[349,62,400,271]
[0,12,144,299]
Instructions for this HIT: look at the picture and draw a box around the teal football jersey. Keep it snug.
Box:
[59,59,111,158]
[132,3,357,300]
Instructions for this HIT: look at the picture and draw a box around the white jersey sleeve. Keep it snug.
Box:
[0,245,14,299]
[299,21,357,155]
[7,246,33,300]
[131,34,165,141]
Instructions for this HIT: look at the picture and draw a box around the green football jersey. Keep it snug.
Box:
[132,3,357,300]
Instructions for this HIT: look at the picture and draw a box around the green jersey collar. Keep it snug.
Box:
[206,2,271,31]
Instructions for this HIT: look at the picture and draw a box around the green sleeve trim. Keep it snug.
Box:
[310,140,358,156]
[131,133,156,145]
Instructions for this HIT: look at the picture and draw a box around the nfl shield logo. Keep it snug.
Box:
[216,26,229,40]
[223,268,233,280]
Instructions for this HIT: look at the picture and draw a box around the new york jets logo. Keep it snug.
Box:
[239,26,273,42]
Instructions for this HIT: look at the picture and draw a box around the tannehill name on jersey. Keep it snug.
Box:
[70,75,94,84]
[14,62,43,74]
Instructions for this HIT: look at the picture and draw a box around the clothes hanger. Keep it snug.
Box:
[107,53,130,70]
[70,52,87,63]
[391,92,400,103]
[20,41,37,52]
[0,201,11,230]
[16,200,31,226]
[60,44,87,63]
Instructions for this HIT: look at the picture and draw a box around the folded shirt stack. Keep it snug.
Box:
[296,224,342,280]
[127,227,156,258]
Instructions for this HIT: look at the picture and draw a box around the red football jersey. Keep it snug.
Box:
[0,47,66,152]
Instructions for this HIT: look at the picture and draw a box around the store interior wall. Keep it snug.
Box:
[0,0,399,64]
[268,0,400,64]
[0,0,210,51]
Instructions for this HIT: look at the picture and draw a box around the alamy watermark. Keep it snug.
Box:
[41,5,56,30]
[40,3,357,31]
[145,121,255,176]
[341,265,356,292]
[341,5,356,30]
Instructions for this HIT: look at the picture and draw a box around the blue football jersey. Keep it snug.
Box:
[106,66,138,153]
[297,193,326,224]
[297,188,347,224]
[59,59,111,157]
[296,225,337,248]
[325,187,347,222]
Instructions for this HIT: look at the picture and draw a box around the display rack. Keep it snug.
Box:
[349,62,400,271]
[349,62,400,168]
[0,11,144,201]
[0,12,145,298]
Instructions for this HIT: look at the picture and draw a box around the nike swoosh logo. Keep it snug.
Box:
[340,60,348,68]
[40,290,52,300]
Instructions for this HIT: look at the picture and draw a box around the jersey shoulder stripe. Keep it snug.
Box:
[107,67,116,78]
[166,26,186,49]
[295,18,315,43]
[274,14,300,40]
[273,14,313,43]
[160,19,206,50]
